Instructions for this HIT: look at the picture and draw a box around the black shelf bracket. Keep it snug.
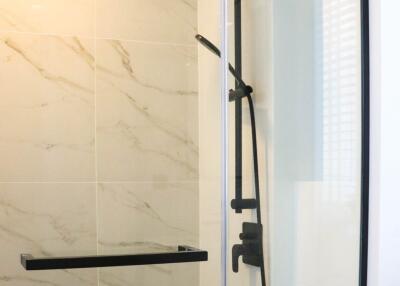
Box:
[21,245,207,271]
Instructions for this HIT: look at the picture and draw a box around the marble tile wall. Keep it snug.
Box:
[0,183,98,285]
[0,34,96,182]
[96,39,198,182]
[97,182,198,286]
[0,0,198,285]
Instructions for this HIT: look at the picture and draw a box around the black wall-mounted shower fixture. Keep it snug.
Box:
[195,2,266,284]
[232,223,263,273]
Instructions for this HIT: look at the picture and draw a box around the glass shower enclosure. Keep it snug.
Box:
[0,0,369,286]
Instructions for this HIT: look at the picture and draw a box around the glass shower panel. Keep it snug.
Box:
[0,0,366,285]
[270,1,362,286]
[0,1,226,286]
[95,4,201,282]
[224,1,363,286]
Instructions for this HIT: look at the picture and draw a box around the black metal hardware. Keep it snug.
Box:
[231,2,266,283]
[195,34,221,57]
[21,245,207,271]
[195,6,266,283]
[359,0,370,285]
[232,223,262,273]
[229,86,253,102]
[234,0,243,215]
[231,198,257,211]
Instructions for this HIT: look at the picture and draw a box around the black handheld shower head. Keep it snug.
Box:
[195,34,250,90]
[195,34,221,57]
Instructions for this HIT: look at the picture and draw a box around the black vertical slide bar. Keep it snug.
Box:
[359,0,370,285]
[235,0,243,213]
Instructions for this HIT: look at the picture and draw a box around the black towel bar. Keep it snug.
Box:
[21,245,207,270]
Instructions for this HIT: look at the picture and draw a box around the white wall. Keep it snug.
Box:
[368,1,400,285]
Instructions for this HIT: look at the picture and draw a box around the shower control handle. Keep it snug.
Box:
[232,244,246,272]
[232,223,262,273]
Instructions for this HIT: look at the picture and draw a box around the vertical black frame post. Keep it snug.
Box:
[359,0,370,285]
[234,0,243,213]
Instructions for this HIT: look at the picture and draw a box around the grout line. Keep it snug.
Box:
[0,29,94,39]
[96,180,200,183]
[94,1,100,285]
[94,36,197,48]
[0,30,196,48]
[0,181,98,184]
[0,181,200,184]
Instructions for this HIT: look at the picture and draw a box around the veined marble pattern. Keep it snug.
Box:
[0,183,97,286]
[97,182,198,252]
[0,33,95,181]
[97,182,199,286]
[0,0,94,37]
[99,263,199,286]
[96,0,197,44]
[0,2,200,285]
[96,39,198,181]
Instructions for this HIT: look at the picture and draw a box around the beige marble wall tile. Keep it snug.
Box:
[97,182,198,252]
[99,263,199,286]
[96,39,198,181]
[96,0,197,44]
[0,0,95,37]
[0,183,97,285]
[0,33,95,181]
[97,182,199,286]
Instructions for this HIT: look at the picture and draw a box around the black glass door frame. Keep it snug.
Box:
[360,0,370,285]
